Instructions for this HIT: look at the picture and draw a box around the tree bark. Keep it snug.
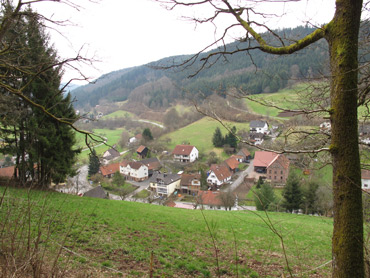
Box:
[326,0,364,277]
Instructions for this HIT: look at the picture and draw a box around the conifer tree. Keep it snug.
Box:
[282,173,303,213]
[88,149,100,177]
[212,127,224,147]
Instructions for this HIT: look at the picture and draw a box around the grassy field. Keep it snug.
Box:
[0,186,333,277]
[161,117,249,153]
[102,110,135,119]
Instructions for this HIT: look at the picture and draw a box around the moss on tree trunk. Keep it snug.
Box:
[326,0,364,277]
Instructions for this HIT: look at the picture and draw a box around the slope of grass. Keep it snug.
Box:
[0,186,333,277]
[161,117,249,153]
[102,110,135,119]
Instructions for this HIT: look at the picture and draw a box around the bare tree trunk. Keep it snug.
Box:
[327,0,364,276]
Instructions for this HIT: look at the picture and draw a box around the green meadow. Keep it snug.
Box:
[161,117,249,153]
[0,186,333,277]
[102,110,135,119]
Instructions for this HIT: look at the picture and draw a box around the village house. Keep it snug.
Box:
[136,145,149,159]
[172,145,199,163]
[139,157,161,176]
[223,156,240,173]
[236,148,251,162]
[149,172,181,197]
[102,148,120,164]
[0,165,15,178]
[120,161,148,181]
[254,151,290,184]
[129,134,142,145]
[361,169,370,190]
[250,120,269,134]
[180,173,201,195]
[249,133,264,145]
[196,190,237,210]
[207,164,232,186]
[99,163,120,178]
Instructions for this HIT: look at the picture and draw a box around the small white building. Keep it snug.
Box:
[250,120,269,134]
[361,169,370,190]
[172,145,199,163]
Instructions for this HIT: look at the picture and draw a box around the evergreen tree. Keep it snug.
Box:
[224,126,237,148]
[254,182,276,211]
[142,128,153,141]
[282,172,303,213]
[301,181,319,215]
[212,127,224,147]
[200,169,208,190]
[88,149,100,177]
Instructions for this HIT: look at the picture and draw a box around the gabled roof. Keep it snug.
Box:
[151,172,181,185]
[100,163,120,176]
[120,160,129,167]
[105,148,120,157]
[250,120,268,128]
[254,151,278,168]
[0,166,15,177]
[83,186,108,199]
[172,145,197,156]
[128,161,146,170]
[180,173,201,186]
[136,145,147,153]
[140,157,161,170]
[362,169,370,180]
[197,190,222,206]
[269,154,290,170]
[237,148,250,157]
[223,156,239,170]
[210,164,232,181]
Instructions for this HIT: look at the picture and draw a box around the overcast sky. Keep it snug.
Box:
[36,0,335,83]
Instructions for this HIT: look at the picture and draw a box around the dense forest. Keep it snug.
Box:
[71,26,328,109]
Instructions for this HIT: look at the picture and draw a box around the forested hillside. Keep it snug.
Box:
[71,26,328,109]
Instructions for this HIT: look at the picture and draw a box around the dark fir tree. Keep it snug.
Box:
[142,128,153,141]
[212,127,224,147]
[301,181,319,215]
[254,182,276,211]
[224,126,238,148]
[200,169,208,190]
[88,149,100,177]
[282,172,303,213]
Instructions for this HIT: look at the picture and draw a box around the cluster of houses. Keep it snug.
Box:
[249,120,270,145]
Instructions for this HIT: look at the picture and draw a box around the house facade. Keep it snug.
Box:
[250,120,269,134]
[254,151,290,184]
[102,148,120,164]
[361,169,370,190]
[236,148,251,162]
[149,172,181,196]
[207,164,232,186]
[120,161,148,181]
[172,145,199,163]
[180,173,201,195]
[136,145,149,159]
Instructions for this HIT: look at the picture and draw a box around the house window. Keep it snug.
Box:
[269,176,271,179]
[281,170,283,174]
[274,176,277,180]
[281,176,283,180]
[365,184,368,188]
[269,170,272,174]
[274,171,277,174]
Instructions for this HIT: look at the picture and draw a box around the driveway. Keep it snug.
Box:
[223,159,254,192]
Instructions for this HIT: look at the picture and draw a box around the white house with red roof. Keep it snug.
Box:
[172,145,199,163]
[207,164,232,186]
[254,151,290,184]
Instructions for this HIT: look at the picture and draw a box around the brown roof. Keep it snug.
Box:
[224,156,240,170]
[254,151,278,168]
[362,169,370,179]
[120,160,129,167]
[270,154,290,170]
[128,161,145,170]
[210,164,232,181]
[83,186,108,199]
[0,166,15,177]
[136,145,147,153]
[172,145,196,156]
[100,163,120,176]
[238,148,251,157]
[140,157,161,170]
[180,173,201,186]
[135,134,142,140]
[197,191,222,206]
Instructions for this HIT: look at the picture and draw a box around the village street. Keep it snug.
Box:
[223,159,254,192]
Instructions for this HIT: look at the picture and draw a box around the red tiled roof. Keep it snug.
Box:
[254,151,278,168]
[172,145,196,156]
[271,155,290,170]
[0,166,15,177]
[210,164,232,180]
[100,163,120,176]
[197,190,222,206]
[362,169,370,180]
[136,145,147,153]
[224,156,239,170]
